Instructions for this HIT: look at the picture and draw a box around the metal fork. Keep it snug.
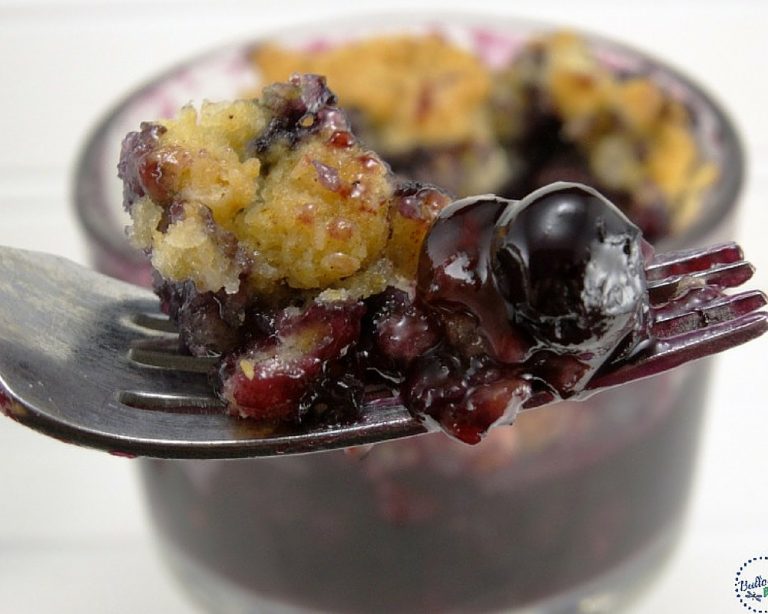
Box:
[0,244,765,459]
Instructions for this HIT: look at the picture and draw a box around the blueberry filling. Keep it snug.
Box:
[203,182,650,444]
[397,182,650,442]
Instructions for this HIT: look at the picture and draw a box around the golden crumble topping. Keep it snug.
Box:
[152,202,244,293]
[492,31,717,230]
[242,138,392,289]
[152,102,265,225]
[253,35,494,155]
[120,76,448,300]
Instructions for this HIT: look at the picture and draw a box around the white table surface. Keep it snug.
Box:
[1,1,766,612]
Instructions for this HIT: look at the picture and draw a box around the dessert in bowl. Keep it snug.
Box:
[75,17,743,613]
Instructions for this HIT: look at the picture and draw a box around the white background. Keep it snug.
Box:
[0,1,766,612]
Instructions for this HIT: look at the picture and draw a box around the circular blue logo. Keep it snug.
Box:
[735,557,768,612]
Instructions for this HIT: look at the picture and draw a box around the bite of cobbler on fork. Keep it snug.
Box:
[116,73,766,446]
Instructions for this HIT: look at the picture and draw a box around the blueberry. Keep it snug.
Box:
[492,182,648,357]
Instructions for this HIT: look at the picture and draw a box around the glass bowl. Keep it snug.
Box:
[74,15,743,614]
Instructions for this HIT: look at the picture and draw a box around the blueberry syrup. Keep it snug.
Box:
[417,195,531,363]
[391,182,650,441]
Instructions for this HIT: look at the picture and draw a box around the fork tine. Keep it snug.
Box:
[120,334,226,412]
[651,290,768,338]
[647,260,755,305]
[126,349,219,374]
[126,312,179,334]
[645,242,743,281]
[522,290,767,412]
[588,311,768,391]
[116,390,226,414]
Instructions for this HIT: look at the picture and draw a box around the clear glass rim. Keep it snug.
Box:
[72,12,745,267]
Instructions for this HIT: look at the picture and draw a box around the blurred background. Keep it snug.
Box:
[0,0,766,612]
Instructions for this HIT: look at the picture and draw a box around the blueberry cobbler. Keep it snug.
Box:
[119,32,715,444]
[127,29,737,613]
[119,71,658,443]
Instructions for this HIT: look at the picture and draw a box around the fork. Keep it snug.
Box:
[0,243,765,459]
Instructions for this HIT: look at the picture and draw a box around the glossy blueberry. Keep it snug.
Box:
[491,182,648,357]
